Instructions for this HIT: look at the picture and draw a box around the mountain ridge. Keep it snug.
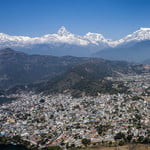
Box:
[94,40,150,62]
[6,57,147,97]
[1,27,150,61]
[0,48,87,89]
[1,27,150,48]
[0,48,148,97]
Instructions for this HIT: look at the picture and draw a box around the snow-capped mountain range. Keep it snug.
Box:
[1,26,150,58]
[110,27,150,46]
[1,26,150,47]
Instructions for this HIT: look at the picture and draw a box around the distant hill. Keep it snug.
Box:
[0,48,86,89]
[11,58,145,97]
[1,48,148,96]
[93,40,150,62]
[143,58,150,64]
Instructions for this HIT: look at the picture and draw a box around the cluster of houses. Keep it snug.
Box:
[0,73,149,148]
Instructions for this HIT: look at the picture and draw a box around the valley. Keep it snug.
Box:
[0,53,149,149]
[1,1,150,150]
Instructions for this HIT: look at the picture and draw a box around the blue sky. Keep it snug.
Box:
[0,0,150,40]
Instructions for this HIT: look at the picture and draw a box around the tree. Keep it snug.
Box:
[118,140,125,146]
[81,138,91,146]
[143,136,150,144]
[0,136,7,144]
[137,136,144,143]
[127,134,133,142]
[114,132,126,140]
[42,145,61,150]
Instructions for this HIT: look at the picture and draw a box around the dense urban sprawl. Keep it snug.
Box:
[0,73,150,149]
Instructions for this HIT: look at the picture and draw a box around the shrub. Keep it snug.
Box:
[118,140,125,146]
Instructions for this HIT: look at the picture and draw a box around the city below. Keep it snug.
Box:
[0,72,150,150]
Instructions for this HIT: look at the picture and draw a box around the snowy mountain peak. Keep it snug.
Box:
[57,26,72,36]
[85,32,105,41]
[109,27,150,46]
[84,32,110,45]
[0,33,11,40]
[122,27,150,42]
[139,27,150,31]
[0,33,8,36]
[1,27,150,50]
